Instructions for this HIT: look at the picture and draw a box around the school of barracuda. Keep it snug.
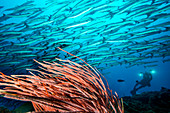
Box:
[0,0,170,74]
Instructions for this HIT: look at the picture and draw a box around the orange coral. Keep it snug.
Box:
[0,47,124,113]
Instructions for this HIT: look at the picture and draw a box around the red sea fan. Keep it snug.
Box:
[0,47,124,113]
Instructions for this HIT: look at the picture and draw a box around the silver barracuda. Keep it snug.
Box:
[0,0,169,73]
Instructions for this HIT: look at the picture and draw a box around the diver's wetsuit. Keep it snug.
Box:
[131,72,152,95]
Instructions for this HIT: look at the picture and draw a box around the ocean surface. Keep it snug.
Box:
[0,0,169,104]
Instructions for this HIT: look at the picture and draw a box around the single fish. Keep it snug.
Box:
[66,21,91,29]
[69,7,92,18]
[117,79,125,82]
[144,64,158,68]
[162,59,170,63]
[0,31,23,35]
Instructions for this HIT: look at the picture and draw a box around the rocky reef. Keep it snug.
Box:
[123,87,170,113]
[0,96,34,113]
[0,87,169,112]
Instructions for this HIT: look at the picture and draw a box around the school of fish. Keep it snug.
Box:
[0,0,170,74]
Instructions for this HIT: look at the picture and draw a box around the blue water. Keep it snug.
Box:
[0,0,170,100]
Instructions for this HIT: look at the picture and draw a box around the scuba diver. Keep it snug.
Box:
[130,71,153,96]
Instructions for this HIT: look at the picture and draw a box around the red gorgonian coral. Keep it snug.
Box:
[0,47,124,113]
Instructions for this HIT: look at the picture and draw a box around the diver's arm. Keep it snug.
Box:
[150,74,152,80]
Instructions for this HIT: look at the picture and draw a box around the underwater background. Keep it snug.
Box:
[0,0,170,112]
